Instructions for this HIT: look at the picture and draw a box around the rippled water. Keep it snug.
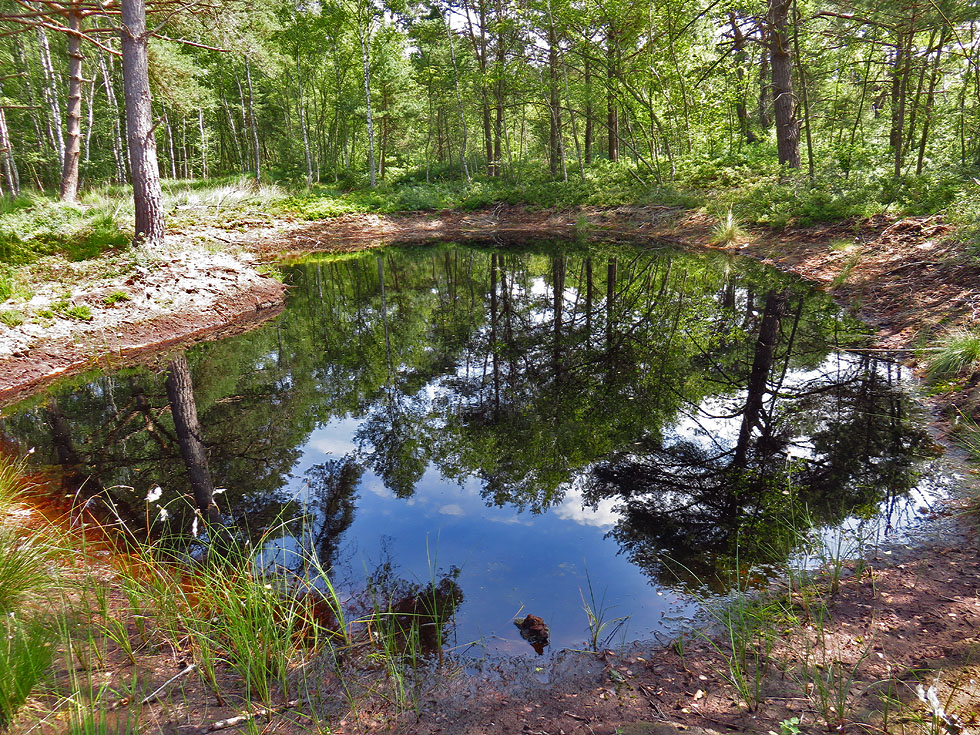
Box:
[0,241,949,655]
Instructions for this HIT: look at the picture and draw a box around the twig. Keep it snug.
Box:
[205,700,301,732]
[141,663,196,706]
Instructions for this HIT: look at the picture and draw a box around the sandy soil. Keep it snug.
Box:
[3,205,980,734]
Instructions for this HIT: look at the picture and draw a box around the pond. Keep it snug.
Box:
[0,240,949,657]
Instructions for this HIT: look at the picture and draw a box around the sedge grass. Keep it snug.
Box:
[925,328,980,380]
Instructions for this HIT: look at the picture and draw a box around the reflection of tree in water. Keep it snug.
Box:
[0,244,936,589]
[300,456,362,569]
[357,558,464,657]
[585,350,936,591]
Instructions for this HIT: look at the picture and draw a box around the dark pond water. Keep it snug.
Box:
[0,241,949,656]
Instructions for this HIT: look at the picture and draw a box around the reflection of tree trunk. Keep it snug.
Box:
[46,397,81,467]
[490,253,500,418]
[553,256,565,372]
[165,353,221,524]
[585,257,593,340]
[606,256,617,348]
[733,290,788,468]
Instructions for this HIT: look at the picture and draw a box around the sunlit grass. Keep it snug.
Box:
[925,328,980,379]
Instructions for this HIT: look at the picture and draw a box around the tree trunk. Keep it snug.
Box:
[0,86,19,196]
[767,0,799,168]
[198,108,208,178]
[607,28,619,162]
[120,0,165,247]
[296,51,313,188]
[98,49,128,184]
[730,12,757,145]
[758,25,771,128]
[165,353,222,525]
[584,55,593,164]
[445,18,471,182]
[59,5,84,201]
[37,26,66,170]
[357,18,376,188]
[245,57,261,183]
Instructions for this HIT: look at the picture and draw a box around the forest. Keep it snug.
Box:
[1,0,980,235]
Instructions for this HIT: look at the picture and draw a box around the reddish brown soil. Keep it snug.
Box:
[5,206,980,734]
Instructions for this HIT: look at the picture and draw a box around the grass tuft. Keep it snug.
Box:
[926,328,980,380]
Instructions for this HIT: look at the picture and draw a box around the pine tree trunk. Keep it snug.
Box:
[165,353,222,525]
[59,5,84,201]
[768,0,799,168]
[198,108,208,178]
[120,0,165,247]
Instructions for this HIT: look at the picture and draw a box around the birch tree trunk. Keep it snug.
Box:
[59,3,84,201]
[356,12,377,188]
[198,108,208,178]
[120,0,165,247]
[98,49,127,184]
[37,25,66,169]
[445,16,471,182]
[0,99,19,197]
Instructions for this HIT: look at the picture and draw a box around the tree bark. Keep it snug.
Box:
[356,15,376,188]
[245,57,261,183]
[165,353,222,525]
[120,0,165,247]
[767,0,799,168]
[607,27,619,162]
[59,4,84,201]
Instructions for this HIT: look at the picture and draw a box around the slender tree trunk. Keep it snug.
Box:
[607,28,619,162]
[445,17,471,182]
[730,12,757,145]
[37,26,66,170]
[916,32,947,175]
[767,0,799,168]
[198,108,208,178]
[59,5,84,201]
[164,110,177,179]
[245,57,261,183]
[584,55,593,164]
[356,16,376,188]
[165,353,222,525]
[296,51,313,188]
[758,25,771,128]
[98,49,128,184]
[120,0,165,247]
[83,69,96,164]
[791,0,814,178]
[0,82,19,196]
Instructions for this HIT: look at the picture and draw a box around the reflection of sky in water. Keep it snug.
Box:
[269,346,945,656]
[286,418,694,655]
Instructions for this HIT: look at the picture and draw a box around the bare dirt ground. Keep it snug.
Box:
[3,205,980,734]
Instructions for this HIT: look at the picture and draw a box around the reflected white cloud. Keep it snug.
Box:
[440,503,465,516]
[553,487,620,529]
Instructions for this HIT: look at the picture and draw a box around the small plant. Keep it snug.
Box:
[926,328,980,380]
[103,290,131,306]
[60,304,93,321]
[580,570,629,652]
[778,716,802,735]
[0,310,24,327]
[711,208,744,245]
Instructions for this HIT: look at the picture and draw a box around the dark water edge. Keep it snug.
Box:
[0,240,953,656]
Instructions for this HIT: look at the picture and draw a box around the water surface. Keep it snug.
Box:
[0,241,946,655]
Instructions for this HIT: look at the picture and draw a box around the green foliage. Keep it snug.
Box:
[0,615,55,729]
[103,290,131,306]
[0,310,24,327]
[925,329,980,379]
